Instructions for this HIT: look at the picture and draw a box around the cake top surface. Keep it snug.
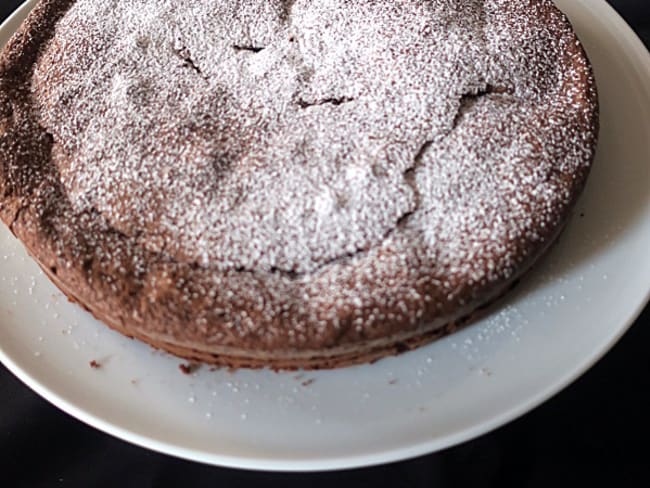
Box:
[0,0,597,353]
[27,0,595,276]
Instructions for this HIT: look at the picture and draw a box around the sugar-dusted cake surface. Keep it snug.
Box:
[0,0,598,368]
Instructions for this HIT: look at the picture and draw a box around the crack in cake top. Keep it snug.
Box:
[30,0,594,274]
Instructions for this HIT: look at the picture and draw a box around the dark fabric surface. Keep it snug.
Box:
[1,1,648,486]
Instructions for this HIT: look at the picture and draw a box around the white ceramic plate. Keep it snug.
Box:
[1,0,649,472]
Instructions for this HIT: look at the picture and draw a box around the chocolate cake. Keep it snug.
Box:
[0,0,598,369]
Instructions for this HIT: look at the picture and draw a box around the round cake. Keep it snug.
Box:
[0,0,598,369]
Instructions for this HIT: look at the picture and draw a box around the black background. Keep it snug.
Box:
[1,1,649,486]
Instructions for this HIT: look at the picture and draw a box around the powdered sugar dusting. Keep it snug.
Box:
[33,0,594,276]
[0,0,598,357]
